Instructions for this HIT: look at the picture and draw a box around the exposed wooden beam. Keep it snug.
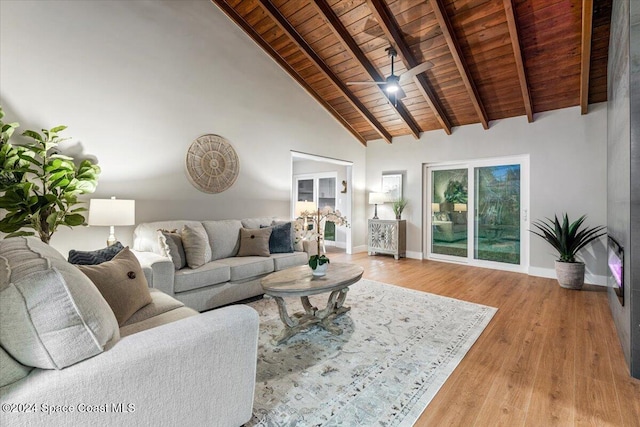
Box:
[312,0,422,140]
[258,0,393,144]
[366,0,452,135]
[503,0,534,122]
[211,0,367,146]
[580,0,594,115]
[430,0,489,129]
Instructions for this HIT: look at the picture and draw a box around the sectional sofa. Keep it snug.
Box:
[0,236,259,427]
[132,217,309,312]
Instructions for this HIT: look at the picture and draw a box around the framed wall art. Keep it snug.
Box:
[382,173,403,201]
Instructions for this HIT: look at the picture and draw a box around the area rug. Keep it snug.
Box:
[247,279,497,426]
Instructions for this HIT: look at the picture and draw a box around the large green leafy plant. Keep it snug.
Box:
[530,213,605,263]
[0,108,100,243]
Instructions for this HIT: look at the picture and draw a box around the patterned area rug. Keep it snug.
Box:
[246,279,497,426]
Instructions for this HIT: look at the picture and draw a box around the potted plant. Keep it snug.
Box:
[296,206,349,277]
[392,198,408,220]
[0,107,101,243]
[530,213,606,289]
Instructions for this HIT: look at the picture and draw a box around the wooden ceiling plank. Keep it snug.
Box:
[429,0,489,129]
[366,0,452,135]
[258,0,393,143]
[211,0,367,146]
[503,0,534,122]
[312,0,422,139]
[580,0,593,114]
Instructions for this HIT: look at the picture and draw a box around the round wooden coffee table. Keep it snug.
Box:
[261,262,364,344]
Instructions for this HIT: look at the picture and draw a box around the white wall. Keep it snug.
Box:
[366,104,608,280]
[0,0,367,256]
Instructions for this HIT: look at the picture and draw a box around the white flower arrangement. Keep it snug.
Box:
[295,206,349,268]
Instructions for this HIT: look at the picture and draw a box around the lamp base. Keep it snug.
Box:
[106,226,117,246]
[372,203,379,219]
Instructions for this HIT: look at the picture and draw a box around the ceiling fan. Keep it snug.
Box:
[347,46,432,103]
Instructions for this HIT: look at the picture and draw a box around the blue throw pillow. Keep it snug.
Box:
[68,242,125,265]
[261,223,294,254]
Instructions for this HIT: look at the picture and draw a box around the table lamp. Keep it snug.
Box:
[369,192,386,219]
[88,196,136,246]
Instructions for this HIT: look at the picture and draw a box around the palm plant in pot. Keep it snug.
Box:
[530,213,606,289]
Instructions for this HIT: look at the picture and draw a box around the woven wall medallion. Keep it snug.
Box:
[185,134,239,194]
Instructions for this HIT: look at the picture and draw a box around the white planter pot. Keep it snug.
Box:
[311,263,328,277]
[554,261,585,290]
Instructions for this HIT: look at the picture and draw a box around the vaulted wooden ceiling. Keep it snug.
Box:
[211,0,612,146]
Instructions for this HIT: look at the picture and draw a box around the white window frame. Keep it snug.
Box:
[423,155,530,273]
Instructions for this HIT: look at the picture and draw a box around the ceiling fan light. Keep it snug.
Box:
[386,84,399,93]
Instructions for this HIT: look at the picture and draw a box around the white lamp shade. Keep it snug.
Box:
[295,201,317,217]
[454,203,468,212]
[369,192,386,205]
[432,203,440,213]
[88,199,136,226]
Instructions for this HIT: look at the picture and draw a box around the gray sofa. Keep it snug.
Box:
[0,237,259,427]
[132,217,309,312]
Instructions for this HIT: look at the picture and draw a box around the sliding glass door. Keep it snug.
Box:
[474,165,521,264]
[426,156,528,272]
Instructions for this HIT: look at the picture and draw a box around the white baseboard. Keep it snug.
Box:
[528,266,607,286]
[406,251,422,260]
[352,245,368,254]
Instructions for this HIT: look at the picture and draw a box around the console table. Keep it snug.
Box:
[368,219,406,260]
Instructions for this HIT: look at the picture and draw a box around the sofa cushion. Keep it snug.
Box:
[237,227,272,257]
[158,230,186,270]
[68,242,124,265]
[218,256,274,281]
[119,306,198,338]
[0,237,119,369]
[77,248,153,326]
[181,224,212,269]
[122,288,185,326]
[261,222,294,253]
[0,343,33,387]
[174,261,231,293]
[271,251,309,271]
[0,268,109,369]
[202,219,242,260]
[133,220,204,254]
[241,217,275,229]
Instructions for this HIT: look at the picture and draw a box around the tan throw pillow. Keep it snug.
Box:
[77,247,152,326]
[237,227,272,257]
[181,224,212,269]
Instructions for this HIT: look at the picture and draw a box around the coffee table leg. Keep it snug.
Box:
[272,288,351,344]
[301,296,317,315]
[273,296,320,345]
[316,288,350,335]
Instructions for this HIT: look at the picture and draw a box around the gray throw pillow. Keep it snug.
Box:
[0,268,107,369]
[157,230,186,270]
[0,237,120,370]
[237,227,272,257]
[261,222,294,253]
[0,345,32,387]
[68,242,124,265]
[181,224,212,269]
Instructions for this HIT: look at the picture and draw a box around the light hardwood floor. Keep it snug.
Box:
[326,250,640,426]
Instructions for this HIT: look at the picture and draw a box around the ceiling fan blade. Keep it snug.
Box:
[346,81,386,86]
[399,61,433,83]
